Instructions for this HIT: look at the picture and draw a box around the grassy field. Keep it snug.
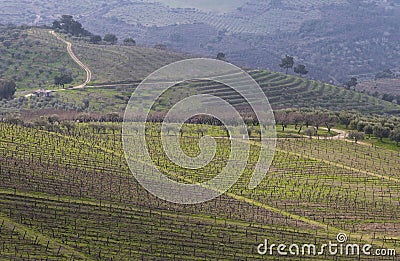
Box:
[360,136,400,152]
[72,38,187,85]
[0,27,85,91]
[0,121,399,259]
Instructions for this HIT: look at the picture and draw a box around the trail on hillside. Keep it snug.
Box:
[49,30,92,89]
[24,31,92,98]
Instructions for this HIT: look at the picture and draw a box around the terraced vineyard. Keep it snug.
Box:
[0,122,399,259]
[171,71,400,115]
[43,68,400,115]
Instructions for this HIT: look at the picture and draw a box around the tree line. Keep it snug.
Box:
[346,117,400,145]
[279,55,309,77]
[52,15,136,46]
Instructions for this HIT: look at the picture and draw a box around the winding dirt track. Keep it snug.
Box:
[49,30,92,89]
[23,31,92,98]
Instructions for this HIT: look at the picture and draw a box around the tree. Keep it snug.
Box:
[323,114,338,134]
[61,121,75,135]
[105,112,122,122]
[4,117,24,125]
[304,128,314,139]
[364,125,373,137]
[373,125,390,141]
[53,15,91,37]
[154,44,167,50]
[52,20,61,29]
[289,112,305,133]
[375,69,394,80]
[338,112,354,129]
[123,38,136,46]
[83,99,90,109]
[47,114,60,124]
[275,111,289,132]
[294,64,309,77]
[216,52,226,60]
[90,35,102,44]
[0,79,16,99]
[240,126,248,139]
[279,55,294,74]
[103,34,118,44]
[349,119,359,130]
[54,74,73,88]
[345,77,358,90]
[389,129,400,145]
[348,131,364,143]
[356,121,367,132]
[310,112,324,132]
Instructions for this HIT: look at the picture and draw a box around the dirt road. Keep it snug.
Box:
[24,31,92,98]
[49,30,92,89]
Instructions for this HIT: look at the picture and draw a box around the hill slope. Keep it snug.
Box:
[0,26,85,91]
[184,71,400,115]
[1,0,399,83]
[0,27,399,115]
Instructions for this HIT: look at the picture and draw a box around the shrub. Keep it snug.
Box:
[0,78,16,99]
[348,131,365,143]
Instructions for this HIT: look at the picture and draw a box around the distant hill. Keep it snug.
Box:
[72,36,188,84]
[0,27,398,116]
[357,78,400,105]
[1,0,399,84]
[0,26,187,90]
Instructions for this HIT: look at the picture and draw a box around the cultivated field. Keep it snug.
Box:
[358,78,400,96]
[0,122,399,259]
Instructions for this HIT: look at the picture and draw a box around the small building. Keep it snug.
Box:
[34,89,53,97]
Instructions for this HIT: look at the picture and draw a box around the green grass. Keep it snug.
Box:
[72,38,187,85]
[276,124,338,137]
[362,136,400,152]
[0,27,85,91]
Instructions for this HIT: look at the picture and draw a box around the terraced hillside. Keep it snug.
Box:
[1,27,398,115]
[164,71,400,115]
[358,78,400,96]
[6,70,399,115]
[0,122,399,259]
